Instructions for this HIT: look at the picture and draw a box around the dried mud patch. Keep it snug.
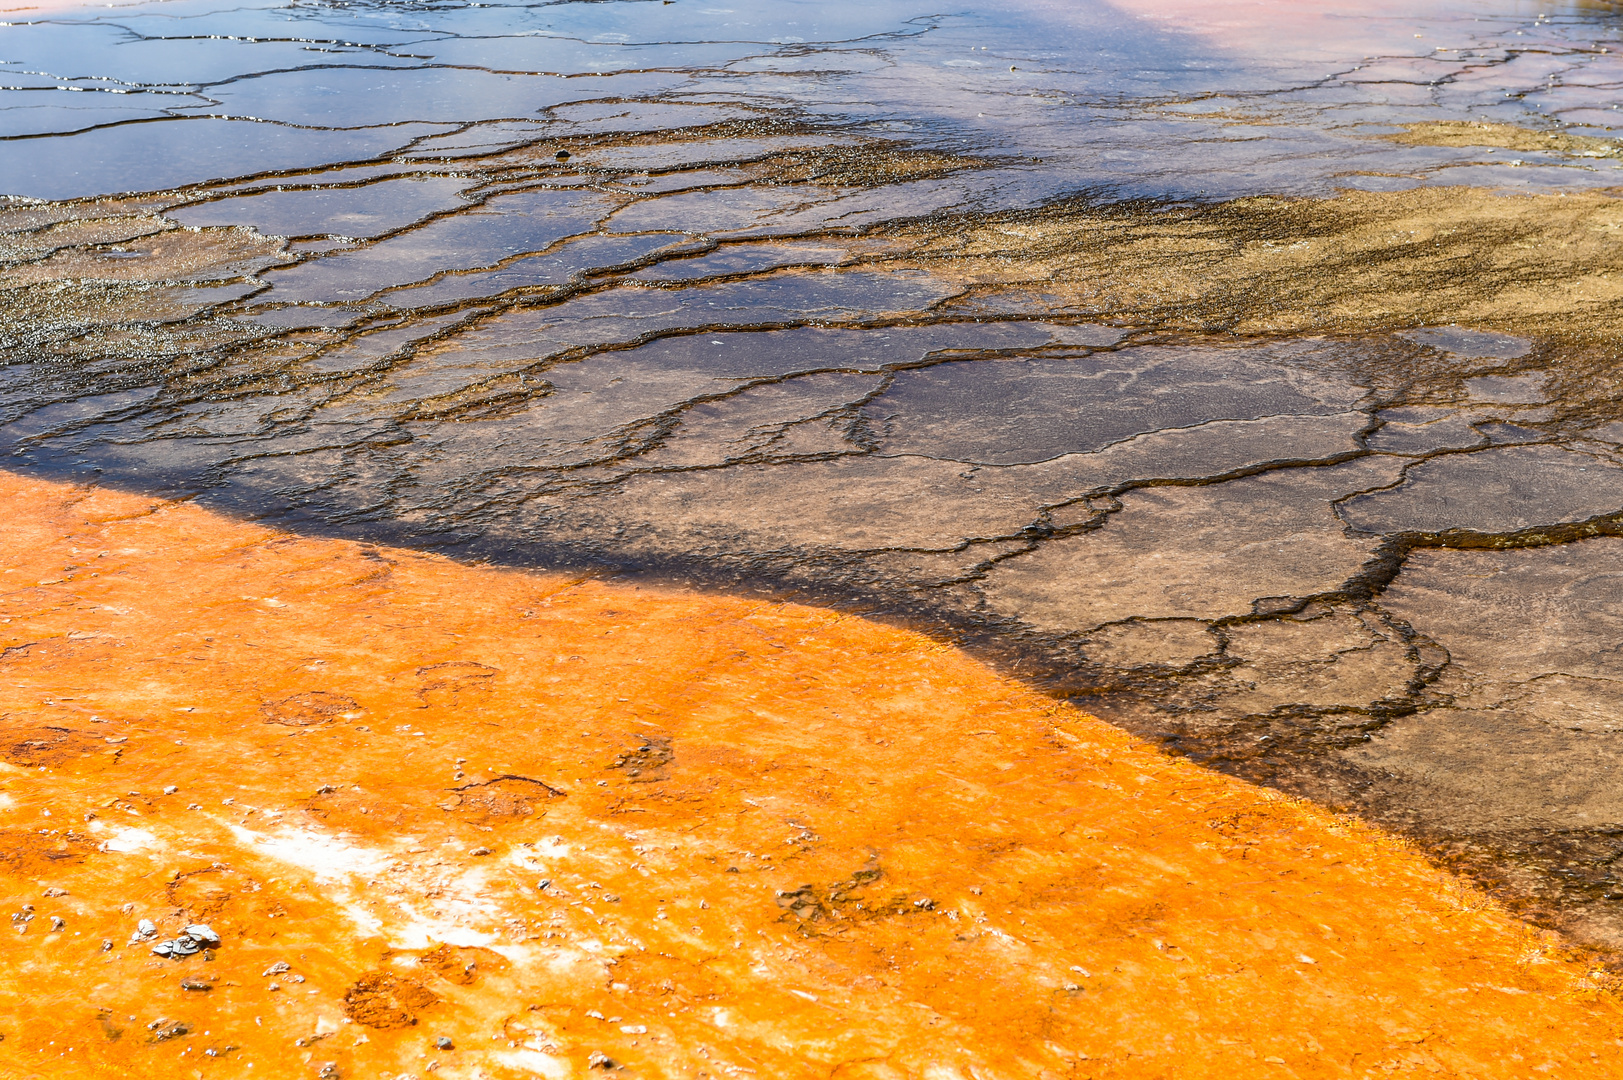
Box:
[260,690,361,727]
[0,826,93,874]
[0,721,109,767]
[342,970,439,1029]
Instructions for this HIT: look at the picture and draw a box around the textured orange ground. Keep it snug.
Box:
[1,471,1621,1080]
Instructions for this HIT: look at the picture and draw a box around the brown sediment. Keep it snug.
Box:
[1389,121,1623,159]
[1,471,1622,1077]
[894,185,1623,336]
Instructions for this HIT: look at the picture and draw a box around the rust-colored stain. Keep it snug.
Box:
[0,470,1620,1079]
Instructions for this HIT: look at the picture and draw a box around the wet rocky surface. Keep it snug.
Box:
[6,0,1623,960]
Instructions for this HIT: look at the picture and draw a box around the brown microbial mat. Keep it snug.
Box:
[3,470,1623,1078]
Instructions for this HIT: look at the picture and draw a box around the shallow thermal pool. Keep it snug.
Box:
[6,0,1623,959]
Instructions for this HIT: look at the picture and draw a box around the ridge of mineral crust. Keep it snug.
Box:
[1,470,1620,1077]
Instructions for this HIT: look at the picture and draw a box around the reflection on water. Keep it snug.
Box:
[3,0,1623,198]
[8,0,1623,951]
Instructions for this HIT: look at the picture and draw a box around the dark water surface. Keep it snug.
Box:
[8,0,1623,949]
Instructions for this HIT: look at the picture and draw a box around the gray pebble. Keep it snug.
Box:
[184,924,221,948]
[435,1036,454,1050]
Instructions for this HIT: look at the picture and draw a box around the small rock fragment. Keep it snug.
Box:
[469,847,491,857]
[588,1051,615,1069]
[163,785,178,795]
[536,879,552,891]
[42,887,67,898]
[184,924,221,948]
[180,977,212,992]
[435,1035,454,1050]
[101,939,113,951]
[263,961,290,977]
[49,916,64,932]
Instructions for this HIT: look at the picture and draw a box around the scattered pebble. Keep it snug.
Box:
[163,785,178,795]
[435,1036,454,1050]
[151,923,219,958]
[263,961,290,977]
[49,916,64,932]
[469,847,492,857]
[42,888,67,898]
[588,1051,615,1069]
[101,940,113,951]
[536,879,552,891]
[186,925,221,948]
[554,150,571,160]
[180,977,212,992]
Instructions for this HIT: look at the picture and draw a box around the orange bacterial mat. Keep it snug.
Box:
[0,470,1620,1079]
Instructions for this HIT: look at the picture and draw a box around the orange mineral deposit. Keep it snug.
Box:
[0,469,1620,1078]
